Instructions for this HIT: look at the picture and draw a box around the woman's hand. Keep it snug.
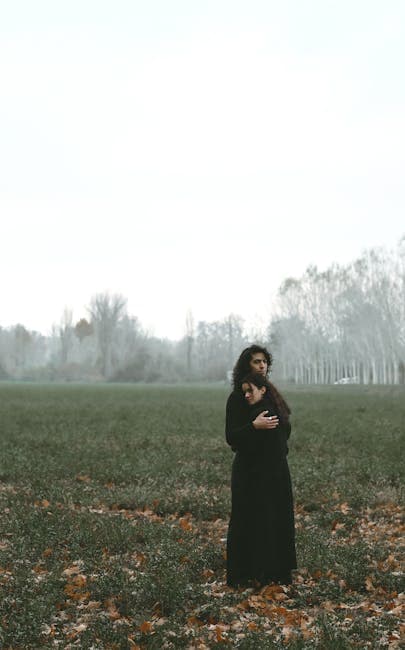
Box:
[252,411,279,430]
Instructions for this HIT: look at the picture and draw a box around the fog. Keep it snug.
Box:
[1,1,404,347]
[1,240,404,384]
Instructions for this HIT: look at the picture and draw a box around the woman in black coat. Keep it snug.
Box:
[225,345,296,588]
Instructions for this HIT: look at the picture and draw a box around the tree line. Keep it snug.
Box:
[270,237,405,385]
[1,238,404,384]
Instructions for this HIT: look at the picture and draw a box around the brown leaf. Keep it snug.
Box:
[33,564,48,575]
[261,584,285,599]
[108,607,121,621]
[36,499,50,508]
[67,623,87,638]
[247,622,258,631]
[281,625,295,641]
[71,574,87,587]
[139,621,154,634]
[83,601,101,610]
[215,625,227,642]
[64,584,91,601]
[179,517,193,531]
[322,600,336,612]
[62,564,82,577]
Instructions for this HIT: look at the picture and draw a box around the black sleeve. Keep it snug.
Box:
[225,392,254,450]
[276,419,291,456]
[263,396,292,442]
[225,392,264,451]
[260,397,292,456]
[283,420,292,441]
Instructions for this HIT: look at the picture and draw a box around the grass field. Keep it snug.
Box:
[0,383,403,649]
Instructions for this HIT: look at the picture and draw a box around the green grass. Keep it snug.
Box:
[0,383,403,648]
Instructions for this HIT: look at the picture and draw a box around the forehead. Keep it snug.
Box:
[242,381,259,392]
[251,353,266,362]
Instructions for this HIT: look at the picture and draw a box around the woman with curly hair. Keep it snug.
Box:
[225,345,296,588]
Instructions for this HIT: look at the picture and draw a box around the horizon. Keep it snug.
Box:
[2,1,404,339]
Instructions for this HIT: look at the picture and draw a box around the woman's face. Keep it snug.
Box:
[242,382,266,405]
[249,352,268,376]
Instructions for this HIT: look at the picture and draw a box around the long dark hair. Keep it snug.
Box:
[232,345,273,387]
[233,346,291,422]
[240,371,271,393]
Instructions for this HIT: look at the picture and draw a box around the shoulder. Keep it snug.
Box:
[261,396,275,411]
[226,390,246,412]
[226,391,242,405]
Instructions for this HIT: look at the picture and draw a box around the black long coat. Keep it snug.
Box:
[225,391,297,587]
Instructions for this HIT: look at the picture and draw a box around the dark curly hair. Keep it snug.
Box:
[233,346,291,422]
[232,345,273,388]
[240,371,271,393]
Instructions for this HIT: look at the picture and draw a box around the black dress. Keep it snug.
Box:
[225,391,297,587]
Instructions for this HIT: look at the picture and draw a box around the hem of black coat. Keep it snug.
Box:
[227,570,294,589]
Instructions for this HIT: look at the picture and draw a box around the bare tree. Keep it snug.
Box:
[270,238,405,385]
[59,308,74,364]
[88,292,127,378]
[185,310,195,378]
[13,324,32,374]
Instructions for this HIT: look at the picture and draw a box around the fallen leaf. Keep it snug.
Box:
[71,574,87,587]
[281,625,295,641]
[83,601,101,610]
[104,598,121,620]
[139,621,154,634]
[76,474,91,483]
[247,622,258,631]
[33,564,48,575]
[215,625,227,642]
[62,564,82,577]
[179,517,193,531]
[64,584,90,601]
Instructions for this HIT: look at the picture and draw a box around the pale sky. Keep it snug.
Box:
[1,1,404,339]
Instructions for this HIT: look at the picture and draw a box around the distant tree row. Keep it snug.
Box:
[0,237,404,384]
[0,295,249,383]
[268,237,405,385]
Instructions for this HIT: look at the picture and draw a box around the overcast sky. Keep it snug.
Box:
[1,0,404,339]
